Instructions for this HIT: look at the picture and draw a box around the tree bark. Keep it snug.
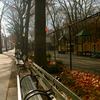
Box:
[0,21,2,54]
[34,0,47,68]
[24,0,32,56]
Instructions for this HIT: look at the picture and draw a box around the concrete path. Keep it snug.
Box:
[0,50,17,100]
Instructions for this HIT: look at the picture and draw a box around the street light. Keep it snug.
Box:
[22,33,25,54]
[68,25,72,70]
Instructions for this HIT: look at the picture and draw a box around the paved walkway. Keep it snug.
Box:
[0,50,17,100]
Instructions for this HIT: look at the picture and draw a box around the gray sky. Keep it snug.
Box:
[0,1,10,36]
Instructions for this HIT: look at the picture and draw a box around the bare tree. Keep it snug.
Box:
[57,0,96,44]
[6,0,34,58]
[46,0,66,61]
[0,1,8,53]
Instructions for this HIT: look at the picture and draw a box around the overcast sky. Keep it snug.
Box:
[0,1,10,36]
[0,1,3,15]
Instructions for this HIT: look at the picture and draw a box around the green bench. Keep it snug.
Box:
[20,74,52,100]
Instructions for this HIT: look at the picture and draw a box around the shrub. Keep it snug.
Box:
[56,60,63,65]
[47,64,63,74]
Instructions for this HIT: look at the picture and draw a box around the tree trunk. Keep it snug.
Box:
[34,0,47,68]
[24,0,32,56]
[0,21,2,54]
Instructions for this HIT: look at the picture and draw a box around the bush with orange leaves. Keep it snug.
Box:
[58,68,100,100]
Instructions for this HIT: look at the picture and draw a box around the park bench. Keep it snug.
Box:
[30,63,81,100]
[17,73,53,100]
[16,61,81,100]
[16,59,24,65]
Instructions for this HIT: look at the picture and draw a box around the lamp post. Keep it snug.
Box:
[22,33,25,54]
[68,25,72,70]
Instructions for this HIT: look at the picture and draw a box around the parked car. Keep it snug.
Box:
[91,52,100,58]
[58,50,66,54]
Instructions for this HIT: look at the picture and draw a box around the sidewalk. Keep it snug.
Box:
[0,50,17,100]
